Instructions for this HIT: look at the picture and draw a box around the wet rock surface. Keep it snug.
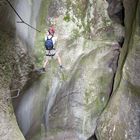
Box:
[0,0,140,140]
[16,0,122,139]
[0,0,39,140]
[95,0,140,140]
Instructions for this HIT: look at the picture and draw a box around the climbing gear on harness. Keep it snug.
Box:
[46,48,56,57]
[59,65,63,69]
[45,36,54,50]
[42,67,46,72]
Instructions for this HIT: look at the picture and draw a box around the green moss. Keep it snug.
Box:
[71,29,81,40]
[94,97,104,113]
[84,91,104,115]
[66,28,81,47]
[67,0,87,19]
[65,0,88,30]
[63,13,71,22]
[48,128,64,136]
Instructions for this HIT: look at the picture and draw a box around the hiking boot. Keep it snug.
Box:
[59,65,63,69]
[42,67,46,72]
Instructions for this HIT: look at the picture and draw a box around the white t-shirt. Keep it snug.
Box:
[45,34,57,45]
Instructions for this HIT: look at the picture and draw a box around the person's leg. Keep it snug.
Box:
[43,56,49,71]
[43,50,49,71]
[57,55,62,66]
[56,51,62,66]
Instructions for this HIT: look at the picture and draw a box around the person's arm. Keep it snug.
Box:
[44,33,47,41]
[45,34,47,41]
[52,36,57,45]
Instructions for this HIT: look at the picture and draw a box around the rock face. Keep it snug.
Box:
[15,0,123,139]
[95,0,140,140]
[0,0,140,140]
[0,0,41,140]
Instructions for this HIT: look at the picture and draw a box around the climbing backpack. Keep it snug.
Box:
[45,36,53,50]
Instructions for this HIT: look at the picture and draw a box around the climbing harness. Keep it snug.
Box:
[46,48,56,58]
[6,0,41,32]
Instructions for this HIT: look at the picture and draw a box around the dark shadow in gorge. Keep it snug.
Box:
[106,0,125,97]
[87,134,98,140]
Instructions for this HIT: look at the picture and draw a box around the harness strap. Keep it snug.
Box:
[47,35,53,40]
[46,48,56,57]
[46,53,55,57]
[46,47,55,51]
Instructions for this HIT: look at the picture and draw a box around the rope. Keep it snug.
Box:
[6,89,20,100]
[6,0,41,32]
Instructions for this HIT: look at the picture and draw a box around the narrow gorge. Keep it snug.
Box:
[0,0,140,140]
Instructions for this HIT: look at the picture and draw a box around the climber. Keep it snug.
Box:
[41,25,63,72]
